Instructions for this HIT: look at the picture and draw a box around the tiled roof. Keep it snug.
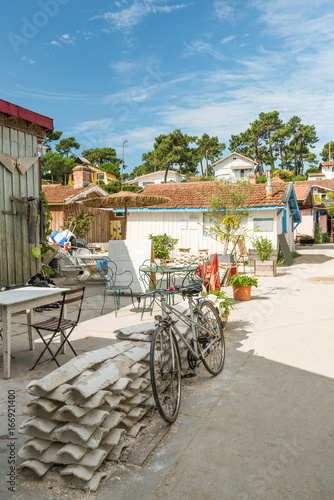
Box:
[42,184,97,203]
[140,181,287,209]
[295,179,334,190]
[294,184,313,206]
[308,173,325,177]
[320,161,334,166]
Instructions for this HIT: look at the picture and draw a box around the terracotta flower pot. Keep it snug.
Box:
[232,285,252,301]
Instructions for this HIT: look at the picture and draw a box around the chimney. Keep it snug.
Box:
[265,169,273,198]
[72,165,93,189]
[249,174,257,185]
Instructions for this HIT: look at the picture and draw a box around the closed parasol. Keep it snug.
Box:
[82,190,170,239]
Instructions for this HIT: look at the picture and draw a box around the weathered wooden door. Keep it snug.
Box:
[110,220,122,240]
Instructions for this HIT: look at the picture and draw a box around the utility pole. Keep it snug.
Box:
[121,140,127,190]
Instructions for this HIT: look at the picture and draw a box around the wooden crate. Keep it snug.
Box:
[254,260,277,277]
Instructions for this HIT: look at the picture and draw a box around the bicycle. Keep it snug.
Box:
[137,281,225,424]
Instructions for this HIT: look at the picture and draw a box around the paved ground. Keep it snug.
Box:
[1,244,334,499]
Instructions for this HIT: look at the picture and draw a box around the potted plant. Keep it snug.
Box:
[201,289,236,326]
[148,233,179,266]
[299,234,315,245]
[228,274,258,301]
[252,236,276,277]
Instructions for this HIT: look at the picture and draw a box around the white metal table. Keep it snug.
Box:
[74,253,108,282]
[0,286,68,379]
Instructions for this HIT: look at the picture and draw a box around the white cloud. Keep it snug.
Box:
[221,35,234,44]
[91,1,189,30]
[183,40,225,60]
[213,0,236,21]
[22,56,36,65]
[50,34,76,48]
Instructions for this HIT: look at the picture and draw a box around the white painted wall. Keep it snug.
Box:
[127,207,295,255]
[129,171,186,187]
[321,166,334,179]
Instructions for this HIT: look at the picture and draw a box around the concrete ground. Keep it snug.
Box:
[1,244,334,499]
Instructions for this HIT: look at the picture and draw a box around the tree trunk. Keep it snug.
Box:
[200,160,204,177]
[164,165,170,183]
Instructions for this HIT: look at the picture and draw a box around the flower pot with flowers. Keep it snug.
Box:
[229,274,258,301]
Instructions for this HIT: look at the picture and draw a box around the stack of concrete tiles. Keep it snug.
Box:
[18,340,154,491]
[18,297,219,491]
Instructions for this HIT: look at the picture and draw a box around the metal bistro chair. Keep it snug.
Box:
[30,287,85,370]
[181,256,207,288]
[98,258,135,317]
[138,260,166,319]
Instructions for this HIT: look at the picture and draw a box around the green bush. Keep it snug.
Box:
[148,233,179,259]
[322,232,330,243]
[256,175,267,184]
[273,169,293,182]
[314,222,322,243]
[200,289,236,317]
[252,236,274,261]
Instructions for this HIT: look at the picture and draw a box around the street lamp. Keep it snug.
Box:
[121,139,127,189]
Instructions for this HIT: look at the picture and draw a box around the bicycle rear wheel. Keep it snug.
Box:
[196,300,225,375]
[150,325,181,423]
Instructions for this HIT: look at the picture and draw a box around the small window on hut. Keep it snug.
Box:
[253,217,273,232]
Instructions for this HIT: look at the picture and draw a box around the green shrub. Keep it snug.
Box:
[148,233,179,259]
[256,175,267,184]
[322,232,330,243]
[252,236,274,261]
[200,289,236,317]
[314,223,322,243]
[299,235,315,245]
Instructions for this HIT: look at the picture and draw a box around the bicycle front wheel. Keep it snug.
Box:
[150,325,181,423]
[197,300,225,375]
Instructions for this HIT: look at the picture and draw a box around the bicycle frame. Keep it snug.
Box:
[158,293,219,361]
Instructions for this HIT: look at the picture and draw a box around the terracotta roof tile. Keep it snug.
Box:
[294,184,313,205]
[295,179,334,190]
[42,184,96,203]
[140,181,287,209]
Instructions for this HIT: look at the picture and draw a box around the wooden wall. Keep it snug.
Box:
[0,123,41,287]
[48,202,125,243]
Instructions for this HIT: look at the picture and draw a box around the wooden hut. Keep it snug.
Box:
[0,99,53,288]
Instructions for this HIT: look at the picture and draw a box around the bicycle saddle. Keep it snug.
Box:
[180,282,202,296]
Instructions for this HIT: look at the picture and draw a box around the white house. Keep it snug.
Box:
[307,172,326,181]
[211,152,259,182]
[126,181,301,254]
[125,170,187,187]
[319,161,334,179]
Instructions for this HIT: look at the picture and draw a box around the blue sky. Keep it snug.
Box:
[1,0,334,174]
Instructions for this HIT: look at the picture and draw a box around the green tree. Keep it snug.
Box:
[42,130,63,148]
[203,181,255,254]
[320,141,334,162]
[55,137,80,157]
[230,112,318,173]
[81,147,120,165]
[145,129,198,182]
[41,151,65,183]
[41,151,75,185]
[195,133,225,176]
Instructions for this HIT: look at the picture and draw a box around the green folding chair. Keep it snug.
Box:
[98,258,135,317]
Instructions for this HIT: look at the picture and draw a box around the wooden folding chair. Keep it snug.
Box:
[29,287,85,370]
[236,238,248,273]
